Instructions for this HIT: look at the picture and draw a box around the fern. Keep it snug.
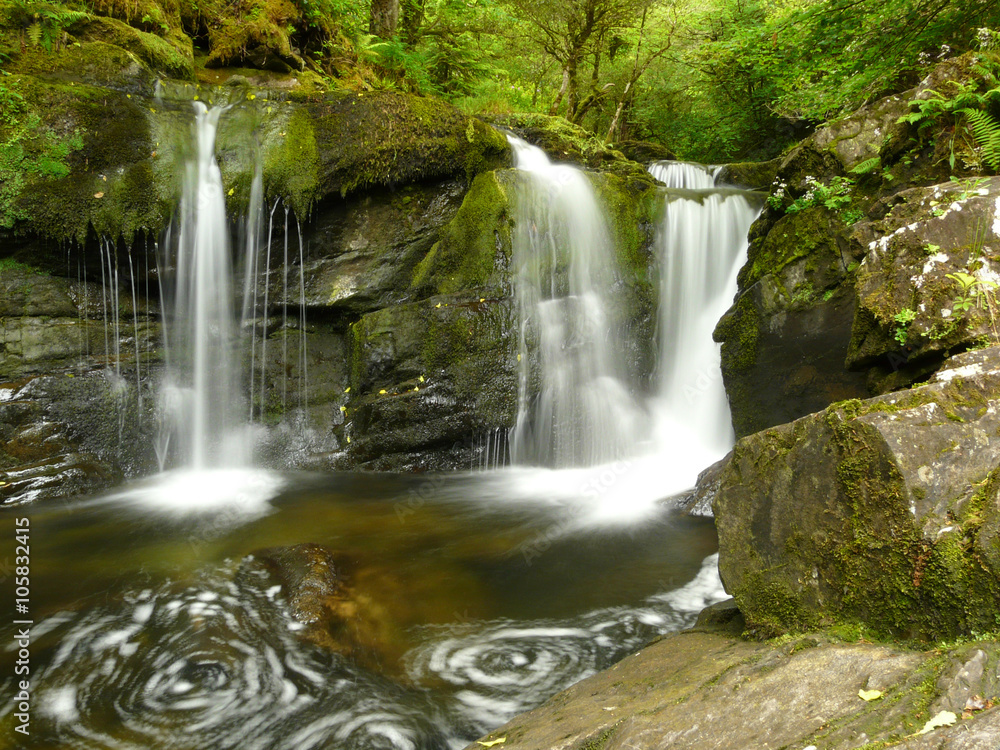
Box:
[26,21,41,47]
[851,156,881,174]
[962,108,1000,171]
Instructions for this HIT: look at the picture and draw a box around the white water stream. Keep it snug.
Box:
[505,149,760,517]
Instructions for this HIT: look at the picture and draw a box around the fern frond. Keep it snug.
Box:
[850,156,881,174]
[26,21,41,47]
[962,108,1000,171]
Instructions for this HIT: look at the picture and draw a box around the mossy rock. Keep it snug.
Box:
[848,177,1000,383]
[68,15,193,80]
[215,92,511,219]
[342,291,518,470]
[715,347,1000,639]
[311,92,511,200]
[716,158,781,190]
[410,170,514,298]
[1,74,172,241]
[2,13,193,88]
[716,206,869,438]
[486,112,650,179]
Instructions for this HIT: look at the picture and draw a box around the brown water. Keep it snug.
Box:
[0,468,721,749]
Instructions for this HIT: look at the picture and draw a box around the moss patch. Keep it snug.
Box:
[410,171,512,296]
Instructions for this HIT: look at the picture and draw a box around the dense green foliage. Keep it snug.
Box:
[3,0,1000,160]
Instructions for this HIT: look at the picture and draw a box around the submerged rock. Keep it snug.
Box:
[714,346,1000,639]
[470,629,1000,750]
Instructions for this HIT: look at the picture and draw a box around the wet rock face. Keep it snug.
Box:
[0,371,158,506]
[714,346,1000,639]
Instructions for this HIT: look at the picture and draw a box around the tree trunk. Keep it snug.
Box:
[565,53,580,119]
[370,0,400,39]
[400,0,425,45]
[549,67,570,115]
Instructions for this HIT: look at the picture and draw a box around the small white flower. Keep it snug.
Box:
[942,309,952,318]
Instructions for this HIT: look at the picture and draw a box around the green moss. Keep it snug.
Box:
[411,171,511,295]
[0,257,47,277]
[715,292,760,373]
[580,722,622,750]
[262,107,319,217]
[736,571,815,638]
[1,74,172,241]
[308,92,509,200]
[741,206,839,288]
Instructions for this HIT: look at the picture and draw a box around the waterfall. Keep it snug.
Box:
[158,103,246,469]
[504,152,758,508]
[648,164,760,475]
[647,160,717,189]
[507,136,645,468]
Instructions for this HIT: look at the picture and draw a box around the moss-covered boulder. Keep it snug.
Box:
[715,205,870,437]
[714,346,1000,639]
[849,177,1000,391]
[716,157,781,190]
[717,55,999,437]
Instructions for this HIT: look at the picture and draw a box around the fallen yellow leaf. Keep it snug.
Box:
[228,188,234,196]
[479,298,485,302]
[413,386,419,392]
[379,389,387,395]
[346,436,351,443]
[435,303,441,308]
[419,375,425,383]
[344,386,351,393]
[476,739,506,748]
[339,406,347,412]
[94,192,104,199]
[918,711,957,735]
[0,481,7,487]
[859,689,882,701]
[517,353,522,362]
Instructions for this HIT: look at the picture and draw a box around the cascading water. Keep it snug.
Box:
[158,103,246,469]
[647,160,718,189]
[647,161,761,476]
[503,153,759,514]
[507,136,645,468]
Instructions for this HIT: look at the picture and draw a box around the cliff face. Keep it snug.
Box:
[0,5,670,497]
[715,53,1000,438]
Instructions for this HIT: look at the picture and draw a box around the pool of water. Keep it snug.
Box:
[0,467,723,749]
